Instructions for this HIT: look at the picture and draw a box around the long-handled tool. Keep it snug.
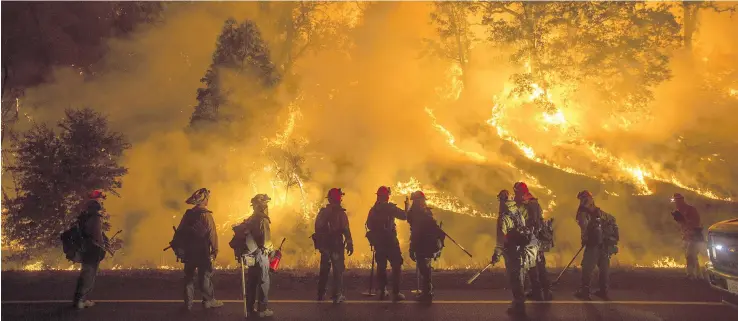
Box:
[240,255,248,318]
[441,230,473,258]
[362,247,377,296]
[552,245,584,287]
[467,262,494,285]
[163,226,177,251]
[104,230,123,256]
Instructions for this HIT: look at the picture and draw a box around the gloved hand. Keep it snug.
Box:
[491,253,501,265]
[404,196,410,211]
[410,250,416,262]
[210,250,218,260]
[346,241,354,256]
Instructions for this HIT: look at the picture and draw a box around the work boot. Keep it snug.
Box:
[593,289,610,301]
[182,302,193,312]
[416,292,433,304]
[506,303,526,317]
[317,291,325,302]
[379,290,390,301]
[333,294,346,304]
[203,299,224,309]
[392,292,406,302]
[543,290,554,301]
[574,288,591,301]
[526,290,544,301]
[74,300,95,310]
[257,303,274,318]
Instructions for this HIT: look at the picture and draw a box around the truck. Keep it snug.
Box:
[705,218,738,308]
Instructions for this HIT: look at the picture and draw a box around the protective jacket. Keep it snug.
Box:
[314,203,352,252]
[366,201,407,248]
[407,205,444,258]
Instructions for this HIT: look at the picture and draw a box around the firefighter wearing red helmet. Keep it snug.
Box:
[366,186,409,301]
[512,182,553,302]
[574,190,619,301]
[492,188,536,317]
[314,188,354,303]
[407,190,445,304]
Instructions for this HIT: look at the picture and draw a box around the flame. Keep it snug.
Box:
[729,88,737,97]
[425,107,486,163]
[486,79,733,202]
[636,256,687,269]
[394,177,495,218]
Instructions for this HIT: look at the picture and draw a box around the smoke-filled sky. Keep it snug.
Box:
[4,2,738,269]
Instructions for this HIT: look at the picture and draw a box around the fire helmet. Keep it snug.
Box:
[497,190,510,201]
[89,190,106,200]
[327,188,345,203]
[513,182,529,195]
[577,190,593,200]
[410,190,426,201]
[186,188,210,205]
[671,193,684,202]
[251,194,271,207]
[376,186,391,197]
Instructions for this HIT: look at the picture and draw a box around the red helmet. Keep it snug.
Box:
[513,182,529,195]
[89,190,106,200]
[671,193,684,202]
[376,186,391,197]
[577,190,593,200]
[410,190,426,201]
[327,188,345,203]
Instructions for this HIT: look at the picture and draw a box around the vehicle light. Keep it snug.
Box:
[714,244,723,251]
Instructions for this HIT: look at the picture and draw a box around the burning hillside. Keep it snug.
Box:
[2,2,737,271]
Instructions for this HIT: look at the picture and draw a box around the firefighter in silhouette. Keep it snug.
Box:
[574,190,619,301]
[366,186,409,301]
[72,190,119,310]
[492,190,538,317]
[671,193,704,280]
[314,188,354,303]
[513,182,553,301]
[239,194,275,317]
[175,188,223,311]
[407,190,445,304]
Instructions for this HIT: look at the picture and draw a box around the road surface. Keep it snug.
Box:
[2,268,736,320]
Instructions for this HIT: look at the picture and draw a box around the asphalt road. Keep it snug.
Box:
[2,269,736,321]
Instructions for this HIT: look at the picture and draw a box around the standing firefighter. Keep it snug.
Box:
[234,194,275,317]
[671,193,704,280]
[407,190,445,304]
[71,190,116,310]
[574,190,619,301]
[513,182,553,301]
[173,188,223,311]
[366,186,409,301]
[314,188,354,303]
[492,190,538,317]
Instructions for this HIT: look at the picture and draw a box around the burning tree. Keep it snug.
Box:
[481,1,681,113]
[2,108,130,259]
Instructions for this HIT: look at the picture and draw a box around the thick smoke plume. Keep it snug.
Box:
[4,2,738,270]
